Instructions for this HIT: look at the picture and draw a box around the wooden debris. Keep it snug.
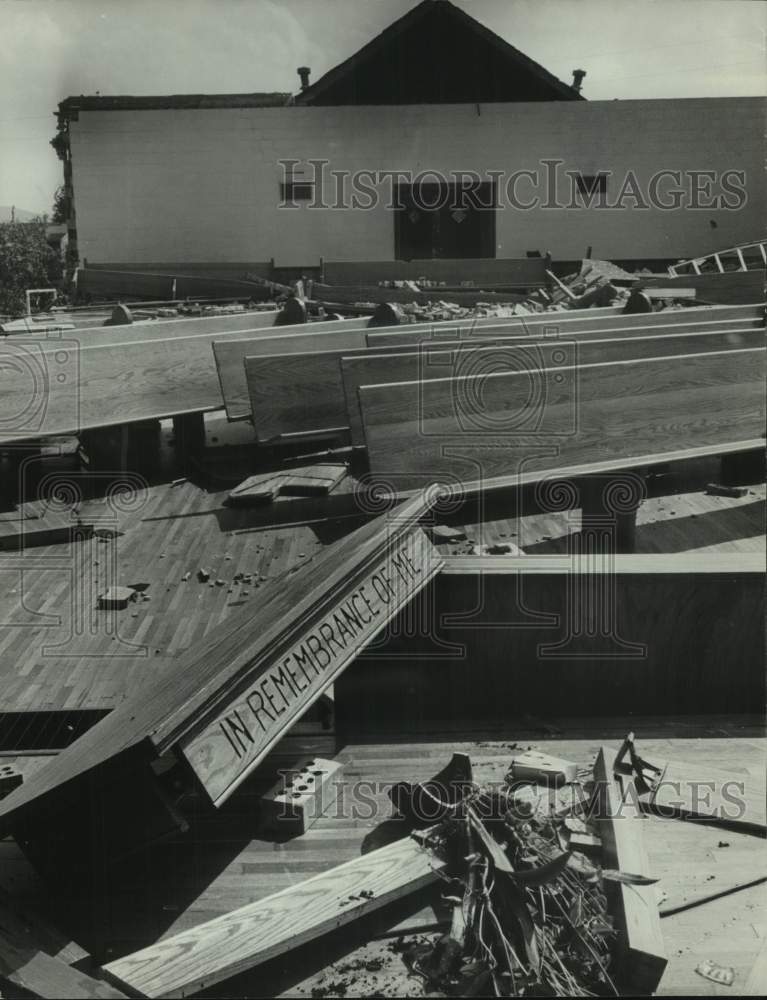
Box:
[508,749,578,785]
[259,756,344,835]
[593,746,667,994]
[227,473,283,505]
[279,463,348,497]
[101,833,445,998]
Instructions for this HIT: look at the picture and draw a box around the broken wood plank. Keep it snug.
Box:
[593,745,667,994]
[102,833,445,998]
[360,347,766,492]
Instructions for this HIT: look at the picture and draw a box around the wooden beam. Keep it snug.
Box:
[102,833,445,998]
[593,746,667,994]
[359,347,766,491]
[342,326,763,446]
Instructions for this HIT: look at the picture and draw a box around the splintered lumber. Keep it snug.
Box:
[342,325,763,446]
[644,756,766,833]
[593,746,667,994]
[0,894,124,998]
[359,347,766,492]
[102,833,445,998]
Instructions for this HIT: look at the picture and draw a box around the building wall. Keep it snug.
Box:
[68,98,766,266]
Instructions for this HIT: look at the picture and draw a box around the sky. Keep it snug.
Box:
[1,0,764,214]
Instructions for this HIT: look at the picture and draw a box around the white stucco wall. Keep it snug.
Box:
[68,97,766,265]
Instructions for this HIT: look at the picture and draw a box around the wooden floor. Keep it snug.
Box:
[0,720,764,997]
[0,447,763,717]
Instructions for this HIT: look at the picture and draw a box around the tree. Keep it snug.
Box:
[52,186,69,225]
[0,220,63,318]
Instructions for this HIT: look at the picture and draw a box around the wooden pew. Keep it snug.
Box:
[358,347,766,493]
[211,304,643,421]
[11,308,280,347]
[365,302,763,348]
[221,304,762,424]
[342,326,765,446]
[245,318,764,443]
[245,336,522,442]
[214,317,362,421]
[0,313,288,444]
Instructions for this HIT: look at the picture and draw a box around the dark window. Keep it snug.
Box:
[280,181,315,203]
[574,173,608,197]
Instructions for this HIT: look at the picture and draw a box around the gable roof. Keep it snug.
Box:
[296,0,583,105]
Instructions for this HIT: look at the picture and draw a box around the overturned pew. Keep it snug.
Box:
[242,308,764,443]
